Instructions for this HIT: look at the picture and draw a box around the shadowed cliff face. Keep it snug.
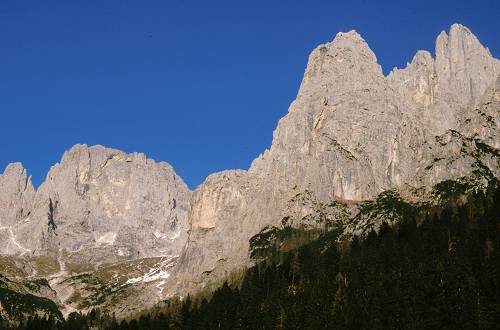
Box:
[173,24,500,296]
[0,23,499,317]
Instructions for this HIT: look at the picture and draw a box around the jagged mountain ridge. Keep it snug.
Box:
[0,23,499,319]
[0,145,191,263]
[172,23,499,296]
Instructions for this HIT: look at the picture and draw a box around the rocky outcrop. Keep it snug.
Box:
[459,76,500,148]
[171,24,500,296]
[0,164,36,255]
[0,163,35,227]
[0,145,191,264]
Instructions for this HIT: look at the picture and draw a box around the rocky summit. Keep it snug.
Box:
[171,23,499,297]
[1,145,191,263]
[0,24,499,323]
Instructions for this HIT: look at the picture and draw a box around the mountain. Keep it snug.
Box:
[0,145,191,263]
[171,23,499,296]
[0,24,498,326]
[0,146,191,320]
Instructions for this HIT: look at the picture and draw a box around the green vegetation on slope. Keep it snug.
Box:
[0,286,62,329]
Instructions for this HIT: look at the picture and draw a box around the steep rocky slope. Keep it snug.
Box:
[0,24,498,321]
[170,24,499,296]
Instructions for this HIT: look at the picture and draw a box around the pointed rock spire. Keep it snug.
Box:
[0,162,35,227]
[387,23,499,135]
[435,23,500,104]
[299,29,384,99]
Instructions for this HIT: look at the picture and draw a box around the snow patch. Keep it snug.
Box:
[156,280,166,296]
[169,230,181,240]
[124,256,177,286]
[154,231,167,239]
[117,248,130,257]
[125,268,170,285]
[96,232,117,246]
[154,230,181,240]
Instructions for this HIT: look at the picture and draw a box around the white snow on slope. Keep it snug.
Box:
[96,232,117,246]
[169,230,181,240]
[125,256,177,285]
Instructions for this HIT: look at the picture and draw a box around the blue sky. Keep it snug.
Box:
[1,0,498,189]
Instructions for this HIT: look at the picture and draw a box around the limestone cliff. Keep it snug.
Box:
[171,24,500,296]
[0,145,191,264]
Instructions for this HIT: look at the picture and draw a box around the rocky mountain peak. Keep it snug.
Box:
[411,50,434,68]
[435,23,499,104]
[436,23,483,57]
[387,24,499,135]
[0,162,35,227]
[300,29,383,97]
[1,144,192,264]
[172,24,500,299]
[2,162,26,175]
[0,162,33,194]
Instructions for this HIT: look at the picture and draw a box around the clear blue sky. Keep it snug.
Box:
[1,0,498,189]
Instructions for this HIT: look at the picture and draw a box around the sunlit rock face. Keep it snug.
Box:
[0,144,191,264]
[388,24,500,135]
[172,24,500,296]
[0,23,498,314]
[0,163,36,255]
